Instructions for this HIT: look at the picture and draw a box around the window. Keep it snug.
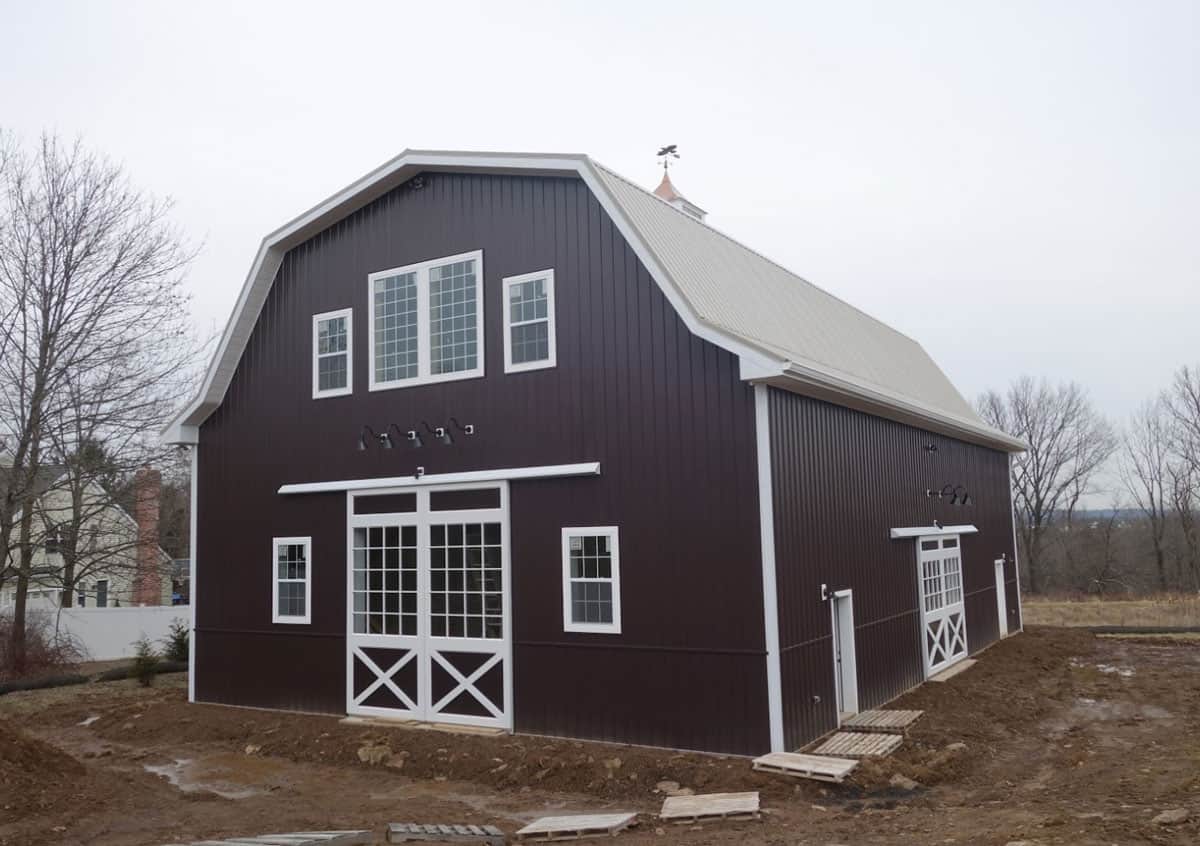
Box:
[502,269,556,372]
[312,308,353,398]
[919,536,963,611]
[77,586,86,607]
[273,537,311,624]
[95,579,108,609]
[561,527,621,633]
[368,250,484,390]
[44,524,61,555]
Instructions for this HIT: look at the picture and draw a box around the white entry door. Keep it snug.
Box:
[918,535,968,677]
[830,590,858,717]
[346,484,511,729]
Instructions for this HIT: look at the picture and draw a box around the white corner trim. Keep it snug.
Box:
[277,462,601,495]
[889,524,979,540]
[1008,453,1024,633]
[754,384,785,752]
[188,445,197,703]
[312,307,354,399]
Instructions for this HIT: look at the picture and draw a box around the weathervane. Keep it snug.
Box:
[657,144,679,172]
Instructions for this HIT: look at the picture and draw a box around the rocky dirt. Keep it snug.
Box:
[0,627,1198,845]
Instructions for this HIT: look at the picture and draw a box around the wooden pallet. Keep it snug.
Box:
[388,822,506,845]
[170,832,373,846]
[515,813,637,842]
[841,709,924,734]
[751,751,857,783]
[811,731,903,758]
[659,791,760,824]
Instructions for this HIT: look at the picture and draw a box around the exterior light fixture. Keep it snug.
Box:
[450,417,475,436]
[387,423,422,448]
[923,444,938,453]
[422,421,453,445]
[358,425,392,450]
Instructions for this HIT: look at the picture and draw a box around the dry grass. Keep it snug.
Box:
[1022,593,1200,627]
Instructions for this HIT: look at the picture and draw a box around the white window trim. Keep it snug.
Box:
[367,249,485,391]
[502,268,557,373]
[272,536,312,625]
[561,526,622,634]
[312,308,354,399]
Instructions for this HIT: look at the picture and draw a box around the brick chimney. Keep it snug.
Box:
[133,467,163,606]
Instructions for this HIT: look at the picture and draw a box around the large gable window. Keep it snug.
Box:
[312,308,353,398]
[369,250,484,390]
[503,269,556,373]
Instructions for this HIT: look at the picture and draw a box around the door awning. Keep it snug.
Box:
[278,461,600,495]
[889,524,978,540]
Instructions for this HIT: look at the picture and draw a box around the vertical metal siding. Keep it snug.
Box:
[767,388,1016,750]
[196,172,769,755]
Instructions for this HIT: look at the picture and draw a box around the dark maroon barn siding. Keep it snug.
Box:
[195,171,769,754]
[767,388,1019,750]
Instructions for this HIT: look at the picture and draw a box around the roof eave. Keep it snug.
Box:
[759,362,1026,453]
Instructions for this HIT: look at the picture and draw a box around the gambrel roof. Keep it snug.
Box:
[164,150,1023,452]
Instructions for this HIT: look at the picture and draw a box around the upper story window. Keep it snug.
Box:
[312,308,353,398]
[561,526,621,634]
[503,269,556,373]
[369,250,484,390]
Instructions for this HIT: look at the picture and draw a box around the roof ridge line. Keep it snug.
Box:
[588,158,926,349]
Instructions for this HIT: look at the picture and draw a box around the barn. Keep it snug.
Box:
[164,150,1024,756]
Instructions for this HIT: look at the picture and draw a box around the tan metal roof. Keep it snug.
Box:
[593,161,982,424]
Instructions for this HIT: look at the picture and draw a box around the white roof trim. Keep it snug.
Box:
[889,524,979,540]
[162,150,782,445]
[277,461,600,495]
[766,364,1026,453]
[162,149,1024,454]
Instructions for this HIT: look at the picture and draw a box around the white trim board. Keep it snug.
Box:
[278,462,600,495]
[753,384,785,752]
[889,524,978,540]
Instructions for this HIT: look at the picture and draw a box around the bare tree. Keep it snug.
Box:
[1121,399,1171,590]
[1167,461,1200,591]
[978,377,1116,593]
[0,132,195,672]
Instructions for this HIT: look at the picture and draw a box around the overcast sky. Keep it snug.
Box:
[4,0,1197,435]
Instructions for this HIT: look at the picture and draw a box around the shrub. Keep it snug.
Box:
[161,618,189,663]
[131,636,160,687]
[0,610,84,683]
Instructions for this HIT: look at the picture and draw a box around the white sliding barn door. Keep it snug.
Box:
[918,535,968,677]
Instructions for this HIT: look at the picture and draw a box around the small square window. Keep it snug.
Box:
[561,526,621,634]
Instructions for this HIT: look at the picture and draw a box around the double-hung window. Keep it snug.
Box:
[561,527,621,633]
[312,308,353,398]
[369,250,485,390]
[273,537,311,624]
[502,269,556,372]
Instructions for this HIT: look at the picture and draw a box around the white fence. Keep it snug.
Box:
[50,605,191,661]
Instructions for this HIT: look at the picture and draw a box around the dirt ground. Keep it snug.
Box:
[1,627,1198,846]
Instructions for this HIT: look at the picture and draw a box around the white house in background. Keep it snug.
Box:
[0,455,171,610]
